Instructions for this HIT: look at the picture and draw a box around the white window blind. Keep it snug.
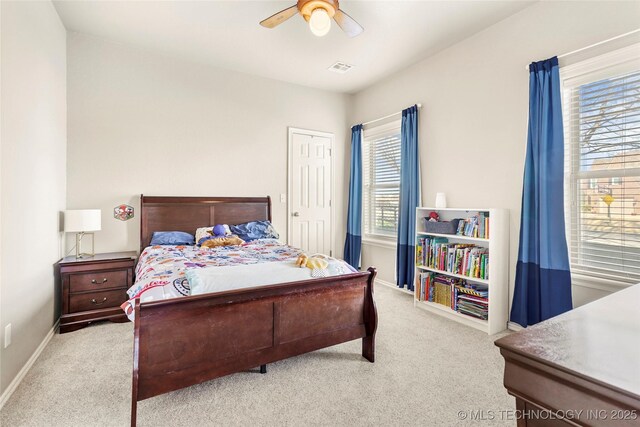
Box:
[562,47,640,284]
[362,120,402,239]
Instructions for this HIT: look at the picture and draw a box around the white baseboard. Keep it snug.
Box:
[0,320,58,410]
[375,278,414,296]
[507,321,524,332]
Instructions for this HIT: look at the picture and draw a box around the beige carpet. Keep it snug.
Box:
[1,285,514,426]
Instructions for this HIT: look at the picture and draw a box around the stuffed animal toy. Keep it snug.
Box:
[295,254,309,267]
[295,253,330,278]
[212,224,229,237]
[201,235,245,248]
[295,254,329,270]
[306,257,329,271]
[428,211,440,222]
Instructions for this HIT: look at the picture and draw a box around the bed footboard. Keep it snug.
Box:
[131,267,377,426]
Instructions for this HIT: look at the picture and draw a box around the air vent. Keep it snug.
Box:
[328,62,354,74]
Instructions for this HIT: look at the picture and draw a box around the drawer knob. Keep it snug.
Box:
[91,297,108,305]
[91,278,108,284]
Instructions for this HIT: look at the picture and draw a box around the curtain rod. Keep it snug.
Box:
[524,28,640,71]
[356,103,422,128]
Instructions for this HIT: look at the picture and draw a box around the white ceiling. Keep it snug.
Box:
[53,1,535,94]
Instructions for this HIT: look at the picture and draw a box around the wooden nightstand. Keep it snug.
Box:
[58,251,137,333]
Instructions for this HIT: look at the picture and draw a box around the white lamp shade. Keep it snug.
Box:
[434,193,447,209]
[64,209,101,232]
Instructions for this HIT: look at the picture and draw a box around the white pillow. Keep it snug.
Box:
[195,226,214,243]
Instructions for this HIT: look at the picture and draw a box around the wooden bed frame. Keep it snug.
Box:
[131,195,377,426]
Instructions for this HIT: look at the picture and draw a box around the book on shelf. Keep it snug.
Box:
[415,272,462,308]
[416,237,489,280]
[456,283,489,320]
[456,212,490,239]
[415,272,489,321]
[457,286,488,298]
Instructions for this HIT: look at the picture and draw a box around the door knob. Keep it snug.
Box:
[292,212,300,217]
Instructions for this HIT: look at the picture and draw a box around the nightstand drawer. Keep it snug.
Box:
[69,270,129,293]
[69,288,128,312]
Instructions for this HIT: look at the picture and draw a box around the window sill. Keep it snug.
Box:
[362,238,397,249]
[571,272,637,294]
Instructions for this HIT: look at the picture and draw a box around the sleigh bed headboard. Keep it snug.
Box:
[139,195,272,253]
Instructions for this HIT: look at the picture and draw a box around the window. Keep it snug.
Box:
[562,45,640,284]
[362,120,402,239]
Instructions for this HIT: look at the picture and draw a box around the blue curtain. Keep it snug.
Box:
[344,124,363,269]
[396,105,420,291]
[511,57,572,327]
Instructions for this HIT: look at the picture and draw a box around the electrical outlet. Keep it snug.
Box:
[4,323,11,348]
[280,194,286,203]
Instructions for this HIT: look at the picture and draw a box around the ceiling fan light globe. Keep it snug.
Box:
[309,8,331,37]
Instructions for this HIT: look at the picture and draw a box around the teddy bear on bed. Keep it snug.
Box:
[295,253,329,270]
[199,224,245,248]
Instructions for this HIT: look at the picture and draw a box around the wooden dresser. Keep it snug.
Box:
[59,251,137,333]
[495,285,640,426]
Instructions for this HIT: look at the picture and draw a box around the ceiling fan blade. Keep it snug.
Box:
[333,9,364,38]
[260,5,298,29]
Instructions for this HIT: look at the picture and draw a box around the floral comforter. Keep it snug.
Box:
[121,239,303,320]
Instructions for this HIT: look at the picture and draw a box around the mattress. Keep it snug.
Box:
[121,239,356,320]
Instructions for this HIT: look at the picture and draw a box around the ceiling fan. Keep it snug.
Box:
[260,0,364,38]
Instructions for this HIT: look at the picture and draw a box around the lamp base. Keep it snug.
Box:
[75,232,95,259]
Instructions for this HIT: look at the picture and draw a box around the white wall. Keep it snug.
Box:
[66,33,350,256]
[351,1,640,306]
[0,0,67,395]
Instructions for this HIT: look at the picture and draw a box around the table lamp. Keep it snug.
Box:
[64,209,101,259]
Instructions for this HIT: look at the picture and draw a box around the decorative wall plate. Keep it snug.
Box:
[114,204,134,221]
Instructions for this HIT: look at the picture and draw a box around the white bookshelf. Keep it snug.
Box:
[414,207,509,335]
